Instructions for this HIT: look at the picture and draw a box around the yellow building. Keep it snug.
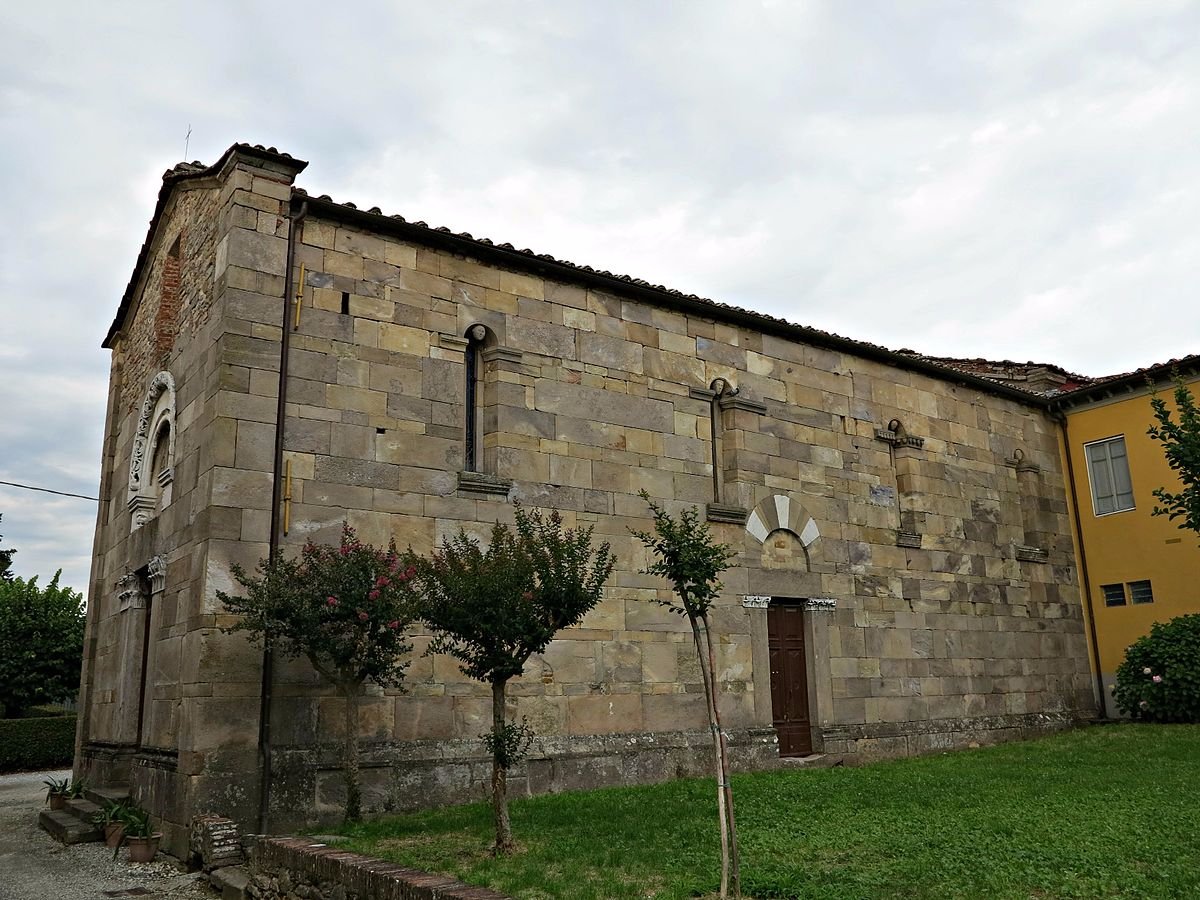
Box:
[1054,357,1200,716]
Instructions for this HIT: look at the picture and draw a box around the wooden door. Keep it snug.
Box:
[767,602,812,756]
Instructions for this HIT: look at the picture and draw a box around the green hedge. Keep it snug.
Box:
[0,714,77,772]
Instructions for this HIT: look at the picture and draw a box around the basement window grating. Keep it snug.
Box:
[1101,583,1127,607]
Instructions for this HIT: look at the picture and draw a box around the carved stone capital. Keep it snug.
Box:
[742,595,771,609]
[116,572,147,611]
[803,598,837,611]
[147,555,167,594]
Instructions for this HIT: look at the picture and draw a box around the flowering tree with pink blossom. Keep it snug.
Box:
[402,507,615,853]
[219,524,416,822]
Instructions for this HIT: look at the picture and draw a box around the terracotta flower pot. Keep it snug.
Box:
[126,833,162,863]
[47,793,66,811]
[104,822,126,849]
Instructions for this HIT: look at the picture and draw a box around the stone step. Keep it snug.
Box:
[38,809,102,844]
[85,784,131,807]
[64,796,102,825]
[209,865,250,900]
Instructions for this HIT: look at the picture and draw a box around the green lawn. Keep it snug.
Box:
[332,725,1200,899]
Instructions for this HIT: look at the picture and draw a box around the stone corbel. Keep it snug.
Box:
[1004,448,1040,474]
[1016,546,1049,563]
[128,495,155,531]
[457,470,513,497]
[434,333,470,352]
[706,502,749,524]
[875,428,925,449]
[481,346,523,371]
[717,394,767,415]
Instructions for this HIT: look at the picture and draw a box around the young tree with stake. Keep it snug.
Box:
[632,492,741,899]
[404,507,615,854]
[218,524,416,823]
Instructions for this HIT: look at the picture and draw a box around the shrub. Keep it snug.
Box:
[0,714,77,772]
[1114,614,1200,722]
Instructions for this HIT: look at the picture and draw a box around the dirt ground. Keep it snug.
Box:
[0,769,214,900]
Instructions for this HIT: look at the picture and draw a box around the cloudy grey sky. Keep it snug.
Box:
[1,1,1197,595]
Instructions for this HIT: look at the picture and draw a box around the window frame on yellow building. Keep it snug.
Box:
[1083,434,1135,517]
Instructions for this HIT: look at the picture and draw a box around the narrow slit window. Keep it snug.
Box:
[464,324,487,472]
[1101,583,1127,607]
[340,292,350,315]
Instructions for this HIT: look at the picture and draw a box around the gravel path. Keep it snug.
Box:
[0,769,214,900]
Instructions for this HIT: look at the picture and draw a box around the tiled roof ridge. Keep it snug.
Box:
[108,141,1120,411]
[291,185,1054,404]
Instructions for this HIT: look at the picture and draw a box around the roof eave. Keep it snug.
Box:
[296,193,1049,409]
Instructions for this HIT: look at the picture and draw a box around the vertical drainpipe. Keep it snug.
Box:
[258,197,308,833]
[1056,411,1108,718]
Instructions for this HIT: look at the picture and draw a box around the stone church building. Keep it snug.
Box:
[77,144,1097,855]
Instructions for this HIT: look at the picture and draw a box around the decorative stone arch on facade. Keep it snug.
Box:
[128,371,176,531]
[744,493,821,549]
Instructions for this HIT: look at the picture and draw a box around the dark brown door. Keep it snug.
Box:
[767,602,812,756]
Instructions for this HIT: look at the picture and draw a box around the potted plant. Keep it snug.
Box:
[93,798,132,849]
[43,776,70,811]
[116,806,162,863]
[65,777,88,800]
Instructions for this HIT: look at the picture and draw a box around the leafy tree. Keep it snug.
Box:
[1148,375,1200,538]
[0,571,84,718]
[631,492,742,899]
[0,514,15,581]
[405,507,615,854]
[218,524,417,823]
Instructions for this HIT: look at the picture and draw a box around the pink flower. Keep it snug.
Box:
[387,620,400,630]
[1143,667,1153,675]
[358,610,369,621]
[326,596,338,607]
[1153,675,1163,683]
[376,576,390,587]
[368,589,381,601]
[339,545,350,556]
[522,591,534,602]
[406,565,416,579]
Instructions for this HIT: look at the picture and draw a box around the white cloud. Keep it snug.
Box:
[1,0,1199,585]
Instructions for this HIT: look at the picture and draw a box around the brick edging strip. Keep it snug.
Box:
[256,837,512,899]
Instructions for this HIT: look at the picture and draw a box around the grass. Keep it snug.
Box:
[332,724,1200,899]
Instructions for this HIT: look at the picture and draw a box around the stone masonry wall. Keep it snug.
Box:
[248,208,1096,828]
[79,150,307,857]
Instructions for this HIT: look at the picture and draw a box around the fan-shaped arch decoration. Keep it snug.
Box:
[128,371,176,531]
[744,493,820,548]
